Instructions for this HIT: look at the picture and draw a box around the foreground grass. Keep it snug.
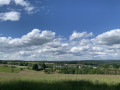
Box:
[1,80,120,90]
[1,70,120,84]
[0,70,120,90]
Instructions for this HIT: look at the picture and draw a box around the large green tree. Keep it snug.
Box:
[32,64,38,71]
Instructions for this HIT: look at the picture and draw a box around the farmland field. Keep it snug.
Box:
[0,65,20,73]
[0,70,120,90]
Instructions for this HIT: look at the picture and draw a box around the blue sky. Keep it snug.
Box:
[0,0,120,60]
[1,0,120,37]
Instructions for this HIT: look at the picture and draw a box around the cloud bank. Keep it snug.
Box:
[0,29,120,60]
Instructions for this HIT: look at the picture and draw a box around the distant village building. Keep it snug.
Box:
[79,65,84,68]
[68,66,76,68]
[93,66,97,68]
[53,66,63,68]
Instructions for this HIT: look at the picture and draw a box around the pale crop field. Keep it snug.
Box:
[1,70,120,90]
[0,70,120,85]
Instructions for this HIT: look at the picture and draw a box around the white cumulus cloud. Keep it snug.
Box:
[0,0,11,6]
[0,11,20,21]
[70,31,93,41]
[0,29,120,60]
[92,29,120,45]
[0,0,36,21]
[13,0,34,12]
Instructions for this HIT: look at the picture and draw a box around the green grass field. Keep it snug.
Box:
[0,70,120,90]
[0,65,20,73]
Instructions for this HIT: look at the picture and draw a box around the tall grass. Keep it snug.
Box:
[0,80,120,90]
[1,70,120,90]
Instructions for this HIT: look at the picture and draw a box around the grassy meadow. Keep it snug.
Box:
[1,61,120,90]
[0,65,20,73]
[0,70,120,90]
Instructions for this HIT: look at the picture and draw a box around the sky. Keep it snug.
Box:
[0,0,120,60]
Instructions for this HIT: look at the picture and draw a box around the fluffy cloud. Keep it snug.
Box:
[0,29,55,48]
[14,0,30,6]
[0,0,11,6]
[0,0,34,12]
[70,31,93,41]
[0,11,20,21]
[13,0,34,12]
[69,29,120,60]
[92,29,120,45]
[1,29,120,60]
[0,0,35,21]
[0,29,68,60]
[9,29,55,47]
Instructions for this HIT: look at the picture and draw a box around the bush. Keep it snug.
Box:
[32,64,38,71]
[44,68,55,74]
